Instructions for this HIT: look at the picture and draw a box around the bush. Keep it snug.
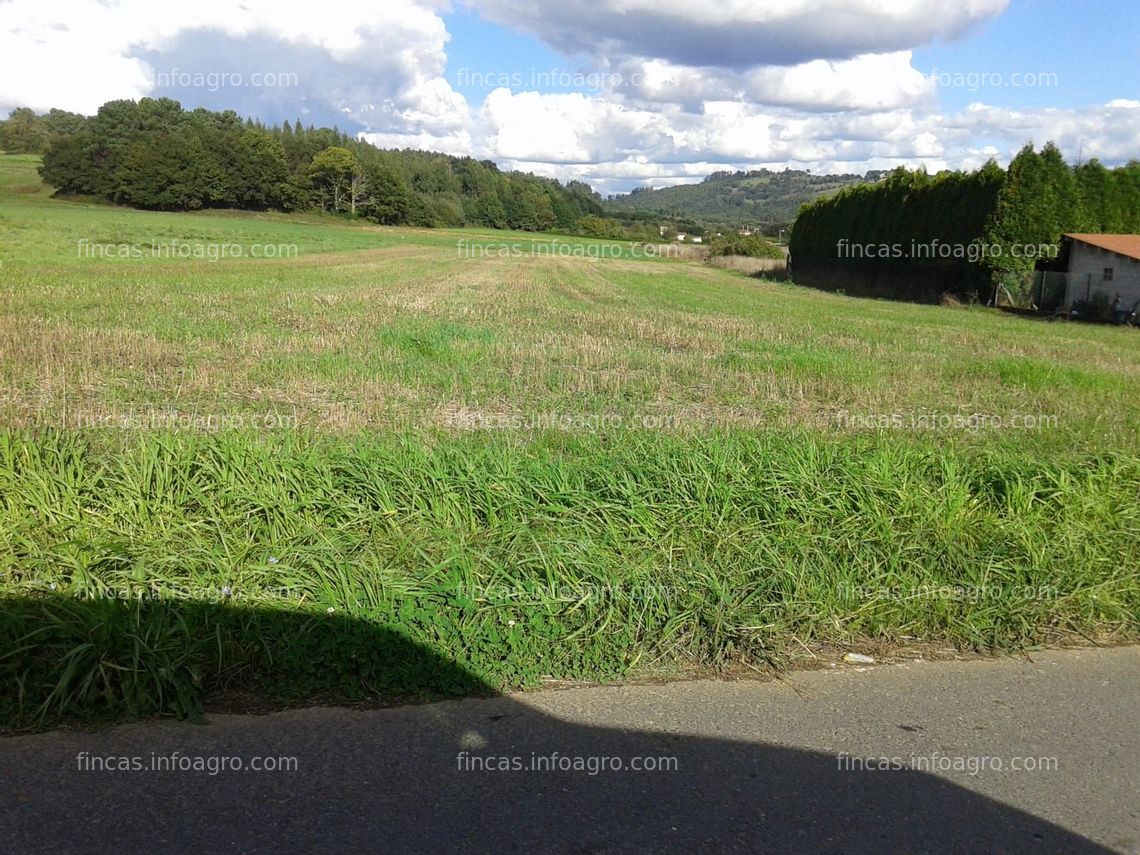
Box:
[708,233,783,259]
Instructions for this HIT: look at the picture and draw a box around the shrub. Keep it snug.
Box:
[708,233,783,259]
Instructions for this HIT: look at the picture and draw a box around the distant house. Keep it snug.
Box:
[690,236,703,244]
[1063,234,1140,308]
[675,233,687,242]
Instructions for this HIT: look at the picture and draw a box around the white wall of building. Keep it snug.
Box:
[1065,242,1140,308]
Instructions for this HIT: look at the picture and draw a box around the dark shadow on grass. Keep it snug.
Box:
[0,594,492,729]
[0,595,1115,854]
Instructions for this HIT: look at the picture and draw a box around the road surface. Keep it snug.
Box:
[3,646,1138,853]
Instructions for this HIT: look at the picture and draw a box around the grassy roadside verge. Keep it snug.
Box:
[3,428,1137,730]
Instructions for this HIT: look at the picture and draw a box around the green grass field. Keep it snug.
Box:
[2,153,1137,729]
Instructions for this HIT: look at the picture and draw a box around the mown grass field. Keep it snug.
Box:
[1,153,1138,729]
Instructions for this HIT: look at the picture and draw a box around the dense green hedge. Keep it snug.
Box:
[791,164,1003,262]
[790,145,1140,302]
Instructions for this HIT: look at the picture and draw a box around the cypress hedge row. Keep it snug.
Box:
[790,144,1140,304]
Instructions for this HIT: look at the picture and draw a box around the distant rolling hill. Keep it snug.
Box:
[605,168,885,228]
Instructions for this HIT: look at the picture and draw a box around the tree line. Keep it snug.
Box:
[2,100,608,231]
[790,143,1140,302]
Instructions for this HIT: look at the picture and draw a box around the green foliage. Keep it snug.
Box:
[230,130,291,209]
[792,145,1140,305]
[38,100,290,210]
[361,162,412,225]
[115,133,227,210]
[308,146,359,213]
[1,430,1136,730]
[708,233,783,259]
[980,143,1139,302]
[982,144,1073,299]
[577,214,624,238]
[0,107,85,153]
[792,164,1004,265]
[23,101,612,232]
[0,108,48,153]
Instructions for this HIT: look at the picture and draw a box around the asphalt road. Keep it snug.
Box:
[3,646,1137,854]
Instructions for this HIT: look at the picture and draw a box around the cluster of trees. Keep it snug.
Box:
[0,107,86,154]
[14,100,608,230]
[576,213,665,242]
[790,144,1140,302]
[36,100,300,211]
[982,144,1140,290]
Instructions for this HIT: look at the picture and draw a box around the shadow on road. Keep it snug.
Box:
[0,596,1113,853]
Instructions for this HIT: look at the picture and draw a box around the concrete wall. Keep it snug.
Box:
[1065,242,1140,308]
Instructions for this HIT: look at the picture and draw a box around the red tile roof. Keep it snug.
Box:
[1064,233,1140,261]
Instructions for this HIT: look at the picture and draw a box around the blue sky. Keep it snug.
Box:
[2,0,1137,193]
[445,9,586,103]
[913,0,1139,112]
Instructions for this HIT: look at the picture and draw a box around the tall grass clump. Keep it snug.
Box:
[2,429,1137,730]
